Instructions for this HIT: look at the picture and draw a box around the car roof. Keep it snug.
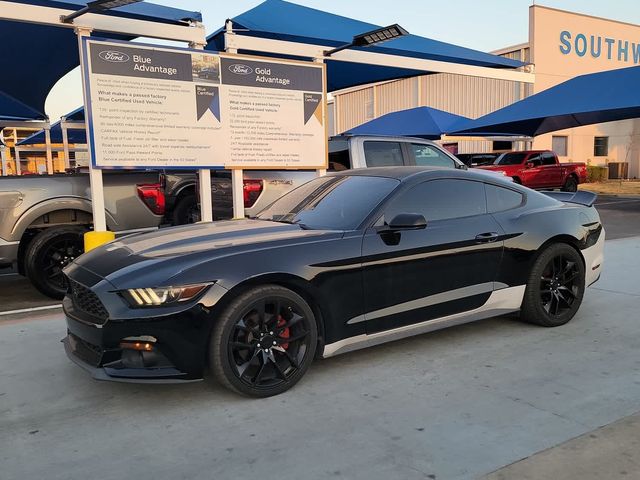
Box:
[330,166,514,186]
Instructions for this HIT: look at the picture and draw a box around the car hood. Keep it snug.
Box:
[69,220,340,289]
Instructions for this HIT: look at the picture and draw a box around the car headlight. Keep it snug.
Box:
[120,283,211,307]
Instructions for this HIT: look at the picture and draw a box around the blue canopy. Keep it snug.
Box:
[0,91,48,122]
[452,65,640,137]
[207,0,523,92]
[344,106,469,139]
[18,107,86,146]
[0,1,201,116]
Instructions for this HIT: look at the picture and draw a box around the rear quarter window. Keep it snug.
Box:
[486,184,524,213]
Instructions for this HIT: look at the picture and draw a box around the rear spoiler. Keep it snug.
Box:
[541,190,597,207]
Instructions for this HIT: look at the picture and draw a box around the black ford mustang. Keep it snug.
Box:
[63,167,604,397]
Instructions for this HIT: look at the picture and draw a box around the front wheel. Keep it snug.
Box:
[209,285,318,397]
[520,243,585,327]
[24,226,86,299]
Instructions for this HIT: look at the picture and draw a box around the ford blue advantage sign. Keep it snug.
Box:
[81,38,327,170]
[559,30,640,64]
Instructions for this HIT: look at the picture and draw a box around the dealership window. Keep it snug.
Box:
[492,140,513,151]
[594,137,609,157]
[552,136,568,157]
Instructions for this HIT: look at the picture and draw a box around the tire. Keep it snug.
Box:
[209,285,318,397]
[512,177,522,184]
[24,226,86,299]
[520,243,585,327]
[171,194,200,225]
[561,176,578,192]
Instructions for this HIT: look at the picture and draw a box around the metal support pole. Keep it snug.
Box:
[61,118,71,170]
[13,129,20,175]
[15,146,21,175]
[44,125,54,174]
[1,147,7,176]
[314,56,327,177]
[189,36,213,223]
[224,20,246,219]
[76,26,108,232]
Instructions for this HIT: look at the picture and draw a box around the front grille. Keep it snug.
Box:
[69,279,109,324]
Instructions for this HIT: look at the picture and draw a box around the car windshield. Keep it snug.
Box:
[495,152,528,165]
[256,175,399,230]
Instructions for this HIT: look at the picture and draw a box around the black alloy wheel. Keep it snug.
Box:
[521,243,585,327]
[172,194,201,225]
[210,285,317,397]
[24,226,86,299]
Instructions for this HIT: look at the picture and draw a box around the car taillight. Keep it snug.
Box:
[137,183,165,216]
[243,179,263,208]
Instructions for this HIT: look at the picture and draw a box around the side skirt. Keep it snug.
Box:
[321,285,526,358]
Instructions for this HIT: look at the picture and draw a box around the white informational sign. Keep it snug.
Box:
[81,38,327,169]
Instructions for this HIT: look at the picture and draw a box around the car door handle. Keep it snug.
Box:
[475,232,499,243]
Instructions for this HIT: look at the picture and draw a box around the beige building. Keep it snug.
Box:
[331,5,640,178]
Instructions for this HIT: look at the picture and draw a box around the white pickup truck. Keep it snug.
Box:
[169,135,468,224]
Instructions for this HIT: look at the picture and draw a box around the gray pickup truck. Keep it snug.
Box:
[165,135,468,224]
[0,171,164,298]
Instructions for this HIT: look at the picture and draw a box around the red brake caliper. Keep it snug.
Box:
[277,315,290,349]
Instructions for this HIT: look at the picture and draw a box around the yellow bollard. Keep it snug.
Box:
[84,231,116,253]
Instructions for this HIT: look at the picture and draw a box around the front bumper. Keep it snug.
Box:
[63,296,209,384]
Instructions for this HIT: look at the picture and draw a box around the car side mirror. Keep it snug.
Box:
[525,161,534,169]
[386,213,427,231]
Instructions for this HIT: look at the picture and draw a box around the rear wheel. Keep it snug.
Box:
[209,285,317,397]
[521,243,585,327]
[561,176,578,192]
[172,194,200,225]
[24,226,86,299]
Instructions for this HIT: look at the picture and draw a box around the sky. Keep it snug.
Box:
[44,0,640,120]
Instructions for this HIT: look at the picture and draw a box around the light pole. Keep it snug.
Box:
[324,24,409,57]
[61,0,142,24]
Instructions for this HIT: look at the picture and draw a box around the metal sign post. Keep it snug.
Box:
[61,117,70,170]
[224,20,245,220]
[44,125,54,174]
[76,26,111,249]
[0,145,7,176]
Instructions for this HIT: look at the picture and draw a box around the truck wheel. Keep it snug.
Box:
[512,177,522,184]
[561,176,578,192]
[172,194,200,225]
[24,226,86,299]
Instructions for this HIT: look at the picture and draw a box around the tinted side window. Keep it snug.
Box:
[411,144,456,168]
[486,184,524,213]
[528,154,542,166]
[328,139,351,171]
[363,141,404,167]
[385,179,487,222]
[541,152,556,165]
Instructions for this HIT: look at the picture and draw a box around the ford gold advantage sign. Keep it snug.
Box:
[81,39,327,169]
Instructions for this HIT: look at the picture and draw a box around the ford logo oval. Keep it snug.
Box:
[228,64,253,75]
[98,50,130,63]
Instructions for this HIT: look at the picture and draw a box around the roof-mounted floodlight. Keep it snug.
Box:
[61,0,143,24]
[324,24,409,57]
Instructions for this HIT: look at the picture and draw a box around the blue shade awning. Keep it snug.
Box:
[0,1,201,115]
[207,0,524,92]
[452,66,640,137]
[18,107,87,146]
[0,91,48,121]
[344,106,469,140]
[17,123,87,146]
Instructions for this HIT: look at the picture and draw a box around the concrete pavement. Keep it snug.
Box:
[1,237,639,480]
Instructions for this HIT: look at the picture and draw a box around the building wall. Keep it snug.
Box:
[333,5,640,178]
[529,5,640,177]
